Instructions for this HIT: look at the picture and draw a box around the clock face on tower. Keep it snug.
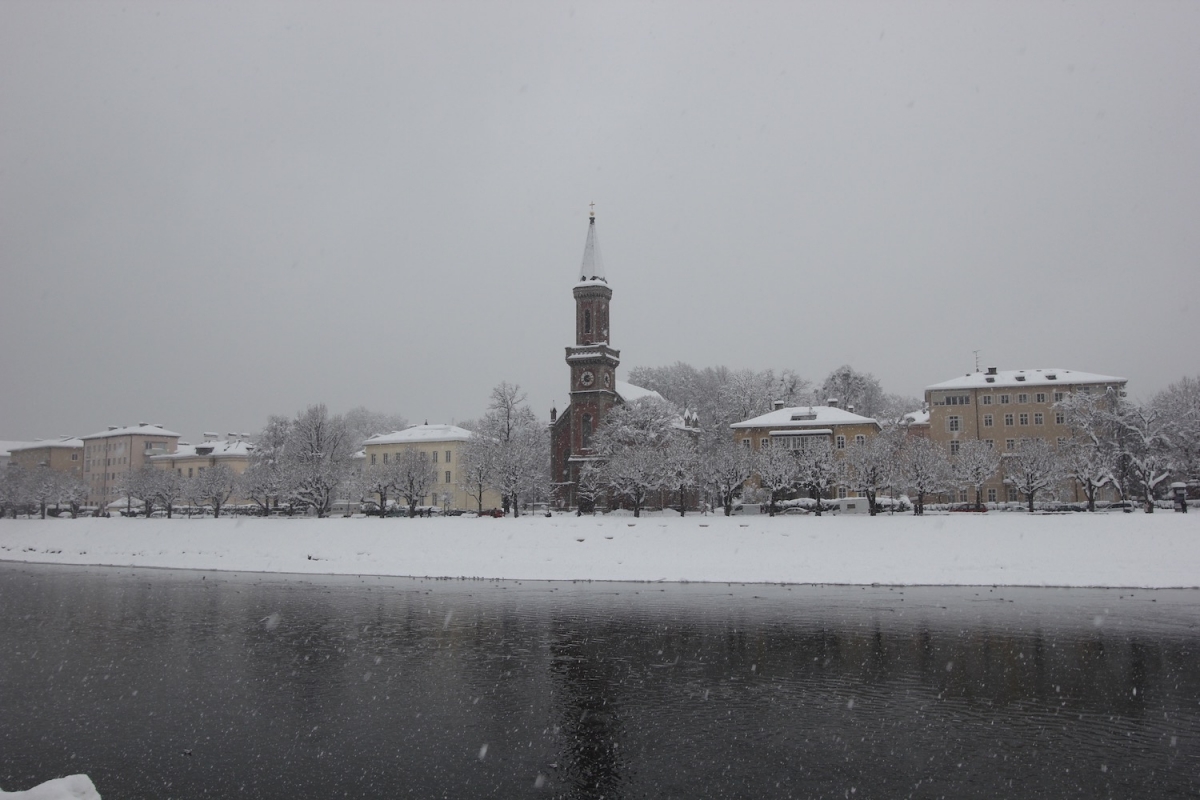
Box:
[580,370,595,388]
[603,372,611,388]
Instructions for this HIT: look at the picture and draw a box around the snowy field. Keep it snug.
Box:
[1,511,1197,588]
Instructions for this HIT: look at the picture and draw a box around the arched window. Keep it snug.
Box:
[583,309,592,334]
[582,414,593,449]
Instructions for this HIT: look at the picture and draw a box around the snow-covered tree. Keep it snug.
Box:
[819,365,885,417]
[0,465,25,518]
[394,448,437,516]
[480,383,548,517]
[1110,400,1174,513]
[1152,375,1200,483]
[898,436,951,515]
[456,432,496,514]
[661,432,699,516]
[627,363,812,429]
[795,439,838,515]
[239,460,284,516]
[281,404,355,517]
[195,464,237,518]
[343,407,409,448]
[697,430,753,516]
[119,466,160,518]
[151,469,185,519]
[841,433,900,516]
[952,440,1000,509]
[361,460,403,517]
[591,398,677,517]
[1055,389,1120,511]
[1003,438,1063,512]
[54,472,89,518]
[754,441,798,516]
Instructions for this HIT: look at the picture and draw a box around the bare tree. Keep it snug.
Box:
[197,464,238,518]
[754,441,798,517]
[150,469,185,518]
[457,434,496,514]
[395,448,437,516]
[1003,438,1063,512]
[898,436,950,515]
[481,383,547,516]
[952,440,1000,509]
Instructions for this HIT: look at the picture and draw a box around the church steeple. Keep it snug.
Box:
[578,203,606,283]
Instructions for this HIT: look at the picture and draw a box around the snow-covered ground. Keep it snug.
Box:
[1,511,1197,588]
[0,775,99,800]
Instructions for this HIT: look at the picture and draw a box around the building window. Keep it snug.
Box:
[188,467,194,478]
[1035,393,1047,404]
[987,488,997,503]
[855,435,865,446]
[761,438,770,449]
[71,453,79,461]
[1008,487,1018,501]
[582,414,593,449]
[1055,412,1065,425]
[741,438,751,449]
[584,308,592,334]
[981,395,992,405]
[445,451,451,463]
[959,490,968,503]
[1053,392,1065,403]
[1019,413,1029,426]
[984,439,994,449]
[370,453,376,465]
[949,440,960,455]
[1004,413,1014,426]
[836,435,845,450]
[1018,393,1029,404]
[1034,413,1044,425]
[837,487,847,499]
[1006,439,1015,450]
[382,453,388,464]
[433,451,438,464]
[943,395,970,406]
[947,416,961,433]
[999,394,1011,404]
[445,471,451,484]
[983,414,993,428]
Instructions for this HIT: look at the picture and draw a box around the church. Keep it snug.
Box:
[549,209,664,510]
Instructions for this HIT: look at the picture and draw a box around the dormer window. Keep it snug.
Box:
[790,412,817,421]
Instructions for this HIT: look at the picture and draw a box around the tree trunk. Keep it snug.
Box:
[867,489,877,516]
[1027,492,1035,513]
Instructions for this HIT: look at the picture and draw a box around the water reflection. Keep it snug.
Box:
[0,564,1196,798]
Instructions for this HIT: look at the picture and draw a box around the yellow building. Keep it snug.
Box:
[731,403,882,498]
[82,423,180,505]
[925,367,1127,504]
[362,424,502,512]
[150,436,254,480]
[7,437,84,476]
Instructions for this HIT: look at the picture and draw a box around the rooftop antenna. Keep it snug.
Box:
[973,349,981,373]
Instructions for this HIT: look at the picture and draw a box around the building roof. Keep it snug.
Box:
[7,436,83,451]
[615,381,664,404]
[364,424,475,446]
[902,410,931,426]
[926,368,1126,392]
[0,441,36,456]
[576,214,606,284]
[81,424,181,440]
[731,405,879,430]
[150,439,254,462]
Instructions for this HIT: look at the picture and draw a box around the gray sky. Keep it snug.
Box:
[2,1,1197,441]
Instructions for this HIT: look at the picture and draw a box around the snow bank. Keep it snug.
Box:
[0,775,100,800]
[1,512,1197,588]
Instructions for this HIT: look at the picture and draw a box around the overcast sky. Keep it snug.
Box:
[2,1,1197,442]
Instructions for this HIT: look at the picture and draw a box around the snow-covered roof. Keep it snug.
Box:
[902,410,931,426]
[731,405,879,430]
[364,423,475,446]
[82,424,181,440]
[150,439,253,461]
[0,441,36,457]
[616,381,665,404]
[7,436,83,451]
[926,368,1126,392]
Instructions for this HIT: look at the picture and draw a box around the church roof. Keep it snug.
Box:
[577,214,606,284]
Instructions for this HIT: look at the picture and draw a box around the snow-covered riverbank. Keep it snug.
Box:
[2,511,1197,588]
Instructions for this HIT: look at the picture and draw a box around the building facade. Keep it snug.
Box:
[362,424,501,512]
[7,437,84,476]
[82,423,181,505]
[925,367,1127,503]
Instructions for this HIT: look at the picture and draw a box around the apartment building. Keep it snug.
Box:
[362,424,502,512]
[82,423,181,505]
[7,437,84,476]
[149,434,254,481]
[925,367,1127,503]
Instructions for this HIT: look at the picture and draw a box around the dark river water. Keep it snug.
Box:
[1,563,1197,799]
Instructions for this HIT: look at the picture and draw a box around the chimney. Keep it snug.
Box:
[772,400,785,411]
[987,366,998,375]
[847,404,855,414]
[549,406,557,423]
[107,425,118,431]
[827,398,839,408]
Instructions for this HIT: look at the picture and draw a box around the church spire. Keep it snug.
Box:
[578,203,606,283]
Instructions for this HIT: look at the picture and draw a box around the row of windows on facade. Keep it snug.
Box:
[743,435,866,450]
[937,392,1069,406]
[369,450,452,466]
[947,411,1066,432]
[85,456,129,470]
[84,441,167,454]
[947,437,1069,455]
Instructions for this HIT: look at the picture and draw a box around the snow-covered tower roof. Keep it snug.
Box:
[578,206,606,283]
